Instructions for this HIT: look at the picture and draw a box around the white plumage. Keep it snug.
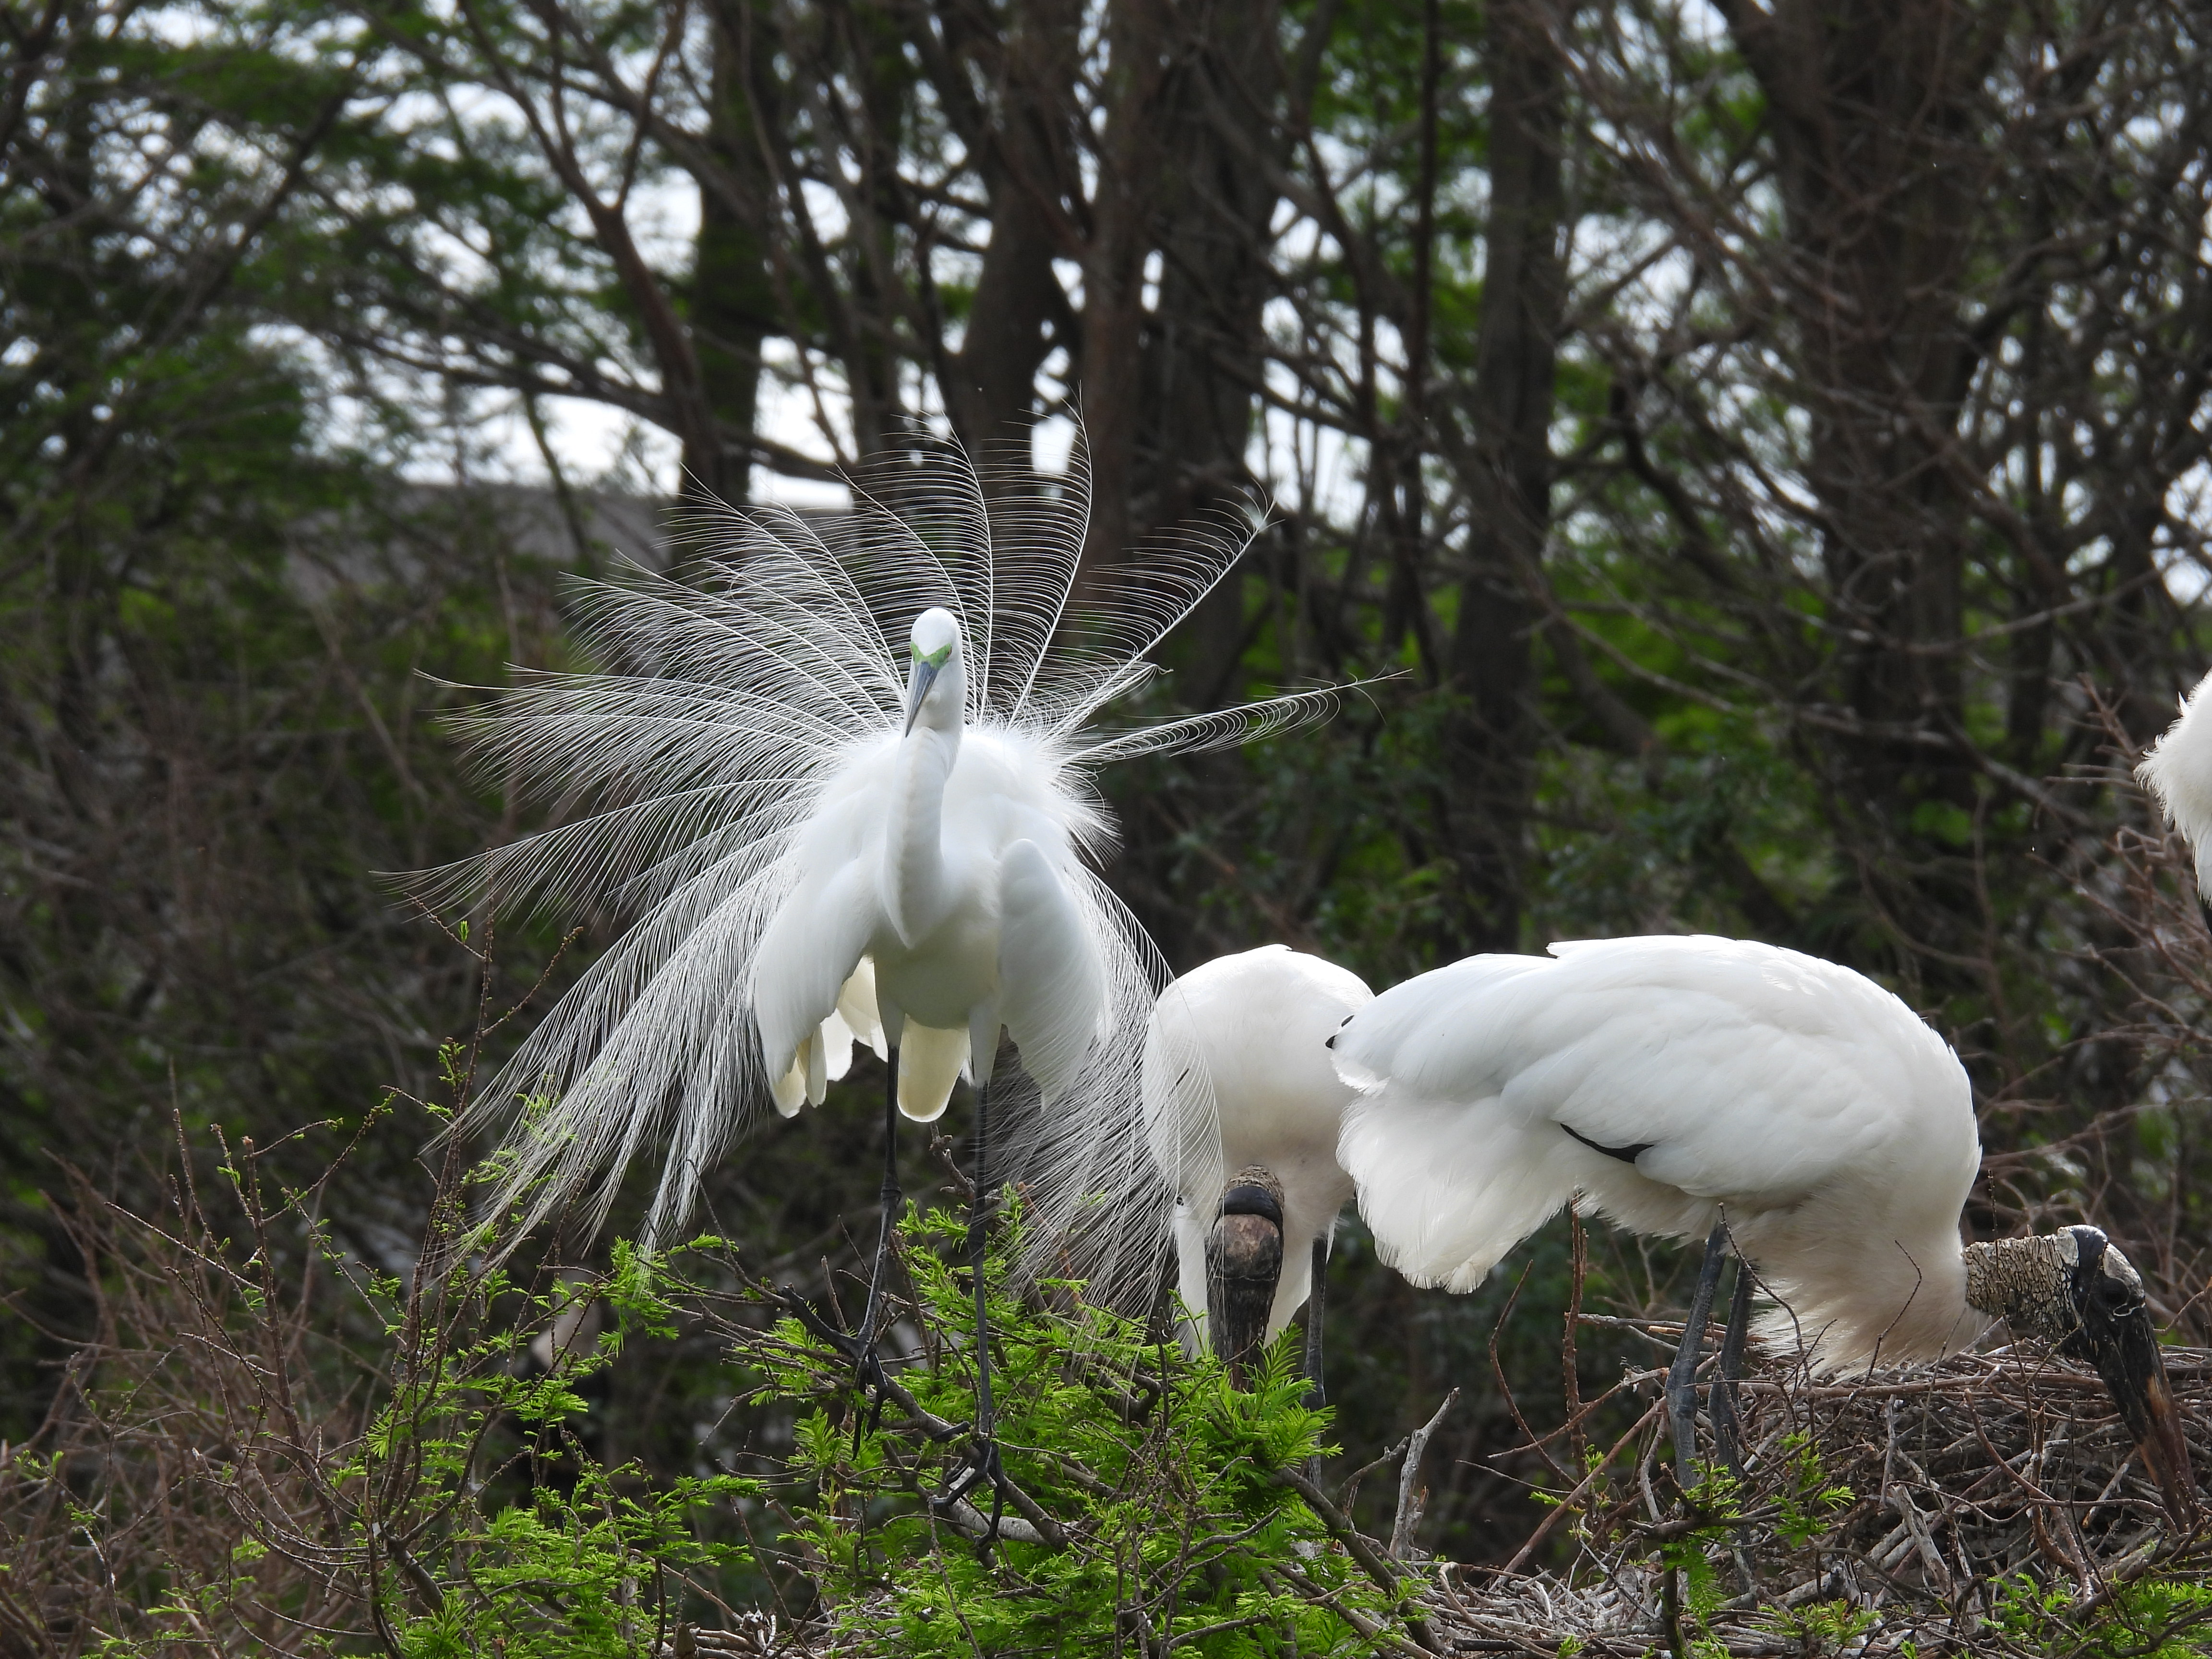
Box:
[2137,666,2212,889]
[1143,946,1371,1351]
[747,607,1105,1126]
[429,434,1338,1289]
[1332,934,2197,1517]
[1331,935,1985,1370]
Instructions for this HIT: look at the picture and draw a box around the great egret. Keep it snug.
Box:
[1328,934,2196,1522]
[2137,666,2212,889]
[1142,945,1371,1390]
[428,434,1337,1512]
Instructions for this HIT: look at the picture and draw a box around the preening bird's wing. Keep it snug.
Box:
[1519,937,1967,1202]
[1141,971,1226,1218]
[1330,952,1569,1291]
[997,838,1106,1100]
[1334,937,1974,1291]
[1326,952,1554,1096]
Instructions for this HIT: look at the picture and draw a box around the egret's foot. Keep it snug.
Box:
[850,1347,890,1450]
[935,1434,1014,1555]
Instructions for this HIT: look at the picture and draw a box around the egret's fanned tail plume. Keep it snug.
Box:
[415,431,1340,1308]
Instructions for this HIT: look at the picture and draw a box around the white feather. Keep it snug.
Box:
[2137,666,2212,891]
[423,429,1341,1304]
[1143,946,1372,1353]
[1332,935,1987,1371]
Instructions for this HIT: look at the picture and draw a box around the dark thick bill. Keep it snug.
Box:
[1208,1211,1283,1388]
[2088,1311,2199,1529]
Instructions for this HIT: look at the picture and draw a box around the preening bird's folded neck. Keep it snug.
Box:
[885,724,958,945]
[1962,1234,2078,1341]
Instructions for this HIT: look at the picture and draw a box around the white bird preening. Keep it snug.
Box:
[425,433,1342,1515]
[1329,934,2197,1522]
[2137,666,2212,891]
[1142,946,1371,1390]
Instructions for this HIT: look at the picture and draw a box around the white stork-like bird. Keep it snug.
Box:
[1327,934,2196,1520]
[2138,666,2212,890]
[1142,946,1371,1389]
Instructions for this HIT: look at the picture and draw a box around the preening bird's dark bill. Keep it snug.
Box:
[2076,1308,2199,1527]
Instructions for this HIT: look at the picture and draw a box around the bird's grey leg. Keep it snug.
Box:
[1301,1235,1330,1481]
[1302,1237,1329,1409]
[1709,1258,1754,1478]
[1668,1222,1730,1488]
[852,1048,901,1435]
[938,1075,1012,1550]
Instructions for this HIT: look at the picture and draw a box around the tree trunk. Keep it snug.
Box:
[692,0,783,503]
[937,0,1083,459]
[1716,0,2005,809]
[1440,0,1573,956]
[1138,0,1286,701]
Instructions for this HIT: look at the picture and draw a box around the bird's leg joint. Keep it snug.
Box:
[933,1436,1017,1556]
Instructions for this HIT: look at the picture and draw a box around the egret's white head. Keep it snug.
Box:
[2137,667,2212,890]
[903,608,965,736]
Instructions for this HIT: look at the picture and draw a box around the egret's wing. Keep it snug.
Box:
[1005,870,1176,1313]
[997,839,1107,1100]
[751,855,879,1102]
[896,1022,968,1122]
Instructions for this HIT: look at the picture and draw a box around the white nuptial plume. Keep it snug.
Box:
[418,431,1341,1307]
[2137,666,2212,891]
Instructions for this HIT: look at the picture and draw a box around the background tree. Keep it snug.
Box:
[5,0,2212,1571]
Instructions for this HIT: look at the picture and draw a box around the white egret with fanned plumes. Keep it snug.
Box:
[1142,945,1370,1393]
[1327,934,2198,1522]
[419,434,1342,1525]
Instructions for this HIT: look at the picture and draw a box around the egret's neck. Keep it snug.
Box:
[884,715,961,946]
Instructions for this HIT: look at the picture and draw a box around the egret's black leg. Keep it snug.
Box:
[938,1076,1014,1551]
[1668,1223,1731,1488]
[1302,1237,1330,1410]
[1301,1236,1331,1480]
[853,1049,901,1442]
[1709,1259,1754,1478]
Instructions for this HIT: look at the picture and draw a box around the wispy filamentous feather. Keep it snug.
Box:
[416,430,1344,1306]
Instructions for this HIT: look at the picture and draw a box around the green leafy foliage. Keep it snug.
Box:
[1992,1574,2212,1659]
[699,1198,1421,1656]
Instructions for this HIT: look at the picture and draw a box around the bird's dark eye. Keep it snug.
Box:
[2093,1275,2139,1317]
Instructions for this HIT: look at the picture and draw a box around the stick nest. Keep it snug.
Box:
[1416,1331,2212,1657]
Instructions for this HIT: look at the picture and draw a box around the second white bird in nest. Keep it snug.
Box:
[1328,933,2195,1520]
[1142,945,1371,1387]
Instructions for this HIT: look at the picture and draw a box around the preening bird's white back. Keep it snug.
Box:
[2137,667,2212,890]
[1334,935,1983,1366]
[419,433,1341,1303]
